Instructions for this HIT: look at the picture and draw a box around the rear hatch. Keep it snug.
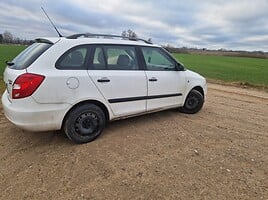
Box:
[3,38,55,101]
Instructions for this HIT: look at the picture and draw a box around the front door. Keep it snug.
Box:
[140,47,186,111]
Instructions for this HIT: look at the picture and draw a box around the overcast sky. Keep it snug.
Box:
[1,0,268,51]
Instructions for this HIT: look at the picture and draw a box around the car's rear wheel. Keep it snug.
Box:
[63,104,106,144]
[179,89,204,114]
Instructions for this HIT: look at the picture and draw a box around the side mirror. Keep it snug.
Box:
[176,62,185,71]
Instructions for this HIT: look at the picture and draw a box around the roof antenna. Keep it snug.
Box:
[41,7,63,37]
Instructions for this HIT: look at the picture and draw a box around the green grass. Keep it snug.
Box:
[173,53,268,87]
[0,45,26,91]
[0,44,26,75]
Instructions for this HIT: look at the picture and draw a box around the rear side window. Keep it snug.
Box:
[92,47,106,70]
[91,45,139,70]
[105,46,138,70]
[10,43,52,70]
[56,46,89,69]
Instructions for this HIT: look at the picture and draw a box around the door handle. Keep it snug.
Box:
[149,77,158,82]
[97,77,110,83]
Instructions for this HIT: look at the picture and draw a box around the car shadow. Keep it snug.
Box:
[105,108,181,132]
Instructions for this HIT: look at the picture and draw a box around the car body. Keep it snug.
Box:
[2,34,207,143]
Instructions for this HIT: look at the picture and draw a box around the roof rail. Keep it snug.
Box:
[66,33,153,44]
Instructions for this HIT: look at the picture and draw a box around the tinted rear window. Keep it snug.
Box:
[10,42,52,70]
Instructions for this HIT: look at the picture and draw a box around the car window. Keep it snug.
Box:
[141,47,176,71]
[92,47,106,70]
[10,42,52,70]
[56,46,88,69]
[101,45,138,70]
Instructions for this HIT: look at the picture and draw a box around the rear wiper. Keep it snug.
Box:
[5,61,14,66]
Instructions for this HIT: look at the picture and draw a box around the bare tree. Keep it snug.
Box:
[121,29,138,39]
[128,29,137,39]
[3,31,13,43]
[121,30,127,38]
[0,31,32,45]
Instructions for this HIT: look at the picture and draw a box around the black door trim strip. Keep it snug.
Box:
[108,93,182,103]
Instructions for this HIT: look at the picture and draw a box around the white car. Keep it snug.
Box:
[2,34,207,143]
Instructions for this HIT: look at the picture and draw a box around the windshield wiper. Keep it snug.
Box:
[5,61,15,66]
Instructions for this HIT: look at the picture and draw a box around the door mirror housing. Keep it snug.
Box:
[176,62,185,71]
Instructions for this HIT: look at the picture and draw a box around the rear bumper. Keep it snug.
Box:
[1,91,70,132]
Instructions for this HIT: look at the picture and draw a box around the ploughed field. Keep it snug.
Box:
[0,83,267,199]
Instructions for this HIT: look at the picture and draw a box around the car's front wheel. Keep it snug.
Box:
[63,104,106,144]
[179,89,204,114]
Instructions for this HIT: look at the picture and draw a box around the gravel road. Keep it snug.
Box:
[0,83,267,200]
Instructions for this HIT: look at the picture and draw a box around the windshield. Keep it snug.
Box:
[9,42,52,70]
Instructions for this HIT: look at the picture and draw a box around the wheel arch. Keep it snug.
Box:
[191,86,204,97]
[183,85,205,104]
[61,100,110,129]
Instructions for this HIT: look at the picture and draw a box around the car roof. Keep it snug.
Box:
[35,36,160,48]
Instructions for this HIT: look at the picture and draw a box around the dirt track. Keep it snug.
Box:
[0,83,267,200]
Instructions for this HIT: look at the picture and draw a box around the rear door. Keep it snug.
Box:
[88,45,147,116]
[140,46,186,111]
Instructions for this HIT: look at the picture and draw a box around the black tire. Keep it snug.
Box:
[63,104,106,144]
[179,89,204,114]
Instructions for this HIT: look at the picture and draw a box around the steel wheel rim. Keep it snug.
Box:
[75,112,100,136]
[185,94,199,110]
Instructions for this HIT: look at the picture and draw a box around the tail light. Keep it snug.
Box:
[12,73,45,99]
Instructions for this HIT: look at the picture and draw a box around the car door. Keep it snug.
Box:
[140,46,186,111]
[88,45,147,116]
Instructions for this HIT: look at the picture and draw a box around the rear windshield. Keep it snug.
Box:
[9,42,52,70]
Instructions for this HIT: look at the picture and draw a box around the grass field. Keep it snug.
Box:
[173,53,268,87]
[0,45,267,91]
[0,45,26,76]
[0,45,26,91]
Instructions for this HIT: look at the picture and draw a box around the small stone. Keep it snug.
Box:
[226,169,231,172]
[137,172,143,177]
[194,149,199,155]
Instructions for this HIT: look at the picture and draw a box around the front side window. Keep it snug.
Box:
[56,46,88,69]
[141,47,176,71]
[91,45,139,70]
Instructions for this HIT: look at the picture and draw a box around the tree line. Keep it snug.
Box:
[0,30,150,45]
[0,31,32,45]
